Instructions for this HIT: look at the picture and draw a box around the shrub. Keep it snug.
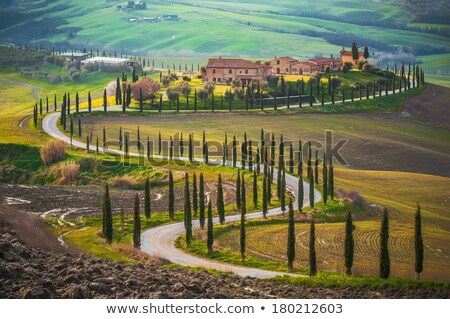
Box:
[110,174,138,188]
[40,140,66,165]
[267,75,279,86]
[69,67,78,76]
[341,62,353,73]
[71,72,81,82]
[49,75,62,84]
[362,63,375,72]
[60,161,80,183]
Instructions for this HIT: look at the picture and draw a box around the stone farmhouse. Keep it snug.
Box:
[340,47,365,65]
[204,58,272,84]
[270,56,341,75]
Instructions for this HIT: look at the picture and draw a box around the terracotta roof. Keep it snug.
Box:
[308,57,340,64]
[292,61,317,67]
[206,58,264,69]
[275,56,299,63]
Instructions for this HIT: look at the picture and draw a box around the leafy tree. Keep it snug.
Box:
[217,174,225,224]
[199,173,205,229]
[309,219,317,276]
[178,81,191,108]
[207,201,213,253]
[144,177,151,221]
[133,193,141,249]
[344,211,355,275]
[204,81,215,94]
[287,199,295,271]
[415,204,424,280]
[103,184,113,244]
[184,173,192,245]
[380,208,390,279]
[166,87,180,109]
[240,172,246,261]
[168,171,175,219]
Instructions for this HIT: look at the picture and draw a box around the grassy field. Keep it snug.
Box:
[179,169,450,281]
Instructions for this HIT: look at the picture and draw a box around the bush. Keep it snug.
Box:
[60,161,80,183]
[362,63,375,72]
[71,72,81,82]
[40,140,66,165]
[341,62,353,73]
[267,75,279,86]
[69,67,78,76]
[110,175,138,188]
[49,75,63,84]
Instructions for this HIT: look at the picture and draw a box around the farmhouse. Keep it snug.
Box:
[81,57,138,69]
[307,57,341,72]
[290,60,318,75]
[340,47,364,65]
[58,52,90,62]
[204,58,272,84]
[270,56,299,74]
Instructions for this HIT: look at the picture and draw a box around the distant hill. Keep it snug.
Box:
[0,0,449,73]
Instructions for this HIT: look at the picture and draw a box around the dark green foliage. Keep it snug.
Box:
[309,167,315,208]
[415,204,424,279]
[314,150,319,185]
[309,219,317,276]
[188,134,193,162]
[192,173,198,217]
[102,127,106,148]
[351,42,359,61]
[323,159,328,205]
[217,174,225,224]
[281,169,286,212]
[158,132,162,155]
[380,208,390,279]
[168,171,175,220]
[103,89,107,112]
[169,136,173,160]
[240,172,246,261]
[236,169,241,210]
[363,46,369,59]
[328,158,334,200]
[139,88,143,112]
[287,199,295,271]
[207,201,213,253]
[144,177,151,221]
[103,184,113,244]
[199,173,205,229]
[252,170,258,208]
[345,211,355,275]
[298,173,304,210]
[232,136,237,167]
[133,193,141,249]
[262,176,268,218]
[184,173,192,245]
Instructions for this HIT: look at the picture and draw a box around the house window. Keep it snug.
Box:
[229,69,232,74]
[245,69,248,74]
[213,69,216,74]
[277,60,280,65]
[213,78,216,83]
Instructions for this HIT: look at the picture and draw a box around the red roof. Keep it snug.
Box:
[207,58,264,69]
[308,57,340,64]
[276,56,299,63]
[293,61,317,67]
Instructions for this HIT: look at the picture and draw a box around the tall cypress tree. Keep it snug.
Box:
[180,132,184,157]
[309,167,315,208]
[217,174,225,224]
[103,89,107,112]
[248,140,253,171]
[323,157,328,205]
[232,135,237,167]
[188,134,193,162]
[207,201,213,253]
[298,173,304,210]
[415,204,424,280]
[158,132,162,155]
[262,176,268,218]
[168,171,174,220]
[103,184,112,244]
[199,173,205,229]
[236,169,241,210]
[133,193,141,249]
[192,173,198,217]
[344,211,355,275]
[287,199,295,272]
[184,173,192,245]
[281,169,286,212]
[328,157,334,201]
[139,88,143,112]
[252,170,258,208]
[309,219,317,276]
[379,208,390,279]
[144,177,151,221]
[240,172,246,261]
[314,150,319,185]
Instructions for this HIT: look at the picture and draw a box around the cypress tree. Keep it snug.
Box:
[86,135,90,153]
[117,127,122,150]
[199,173,205,229]
[96,136,99,154]
[287,199,295,271]
[133,193,141,249]
[39,98,42,115]
[298,169,304,209]
[139,88,143,112]
[54,94,57,112]
[137,126,141,151]
[415,204,424,280]
[67,93,70,114]
[207,201,213,253]
[103,184,112,243]
[309,219,317,276]
[240,172,246,262]
[280,169,286,212]
[328,158,334,200]
[204,141,209,164]
[184,173,192,245]
[297,140,303,175]
[256,147,261,175]
[248,140,253,171]
[252,170,258,208]
[169,136,173,160]
[168,171,175,219]
[159,95,162,113]
[309,168,315,208]
[217,174,225,224]
[158,132,162,155]
[78,118,82,137]
[379,208,390,279]
[124,132,129,156]
[192,173,198,217]
[344,211,355,275]
[69,118,74,146]
[103,89,107,112]
[46,96,49,113]
[144,177,151,221]
[323,156,328,205]
[102,127,106,148]
[180,132,184,157]
[314,149,319,185]
[236,169,241,210]
[262,176,268,218]
[194,89,197,112]
[241,132,247,169]
[232,136,237,167]
[75,92,79,113]
[188,134,193,162]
